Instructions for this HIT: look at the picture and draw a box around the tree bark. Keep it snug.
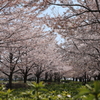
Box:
[8,74,13,89]
[24,74,27,83]
[36,75,40,83]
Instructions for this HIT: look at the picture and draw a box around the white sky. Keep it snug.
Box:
[39,5,67,44]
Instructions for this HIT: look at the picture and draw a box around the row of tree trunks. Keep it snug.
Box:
[72,73,100,85]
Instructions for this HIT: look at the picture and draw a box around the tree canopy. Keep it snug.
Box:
[0,0,100,87]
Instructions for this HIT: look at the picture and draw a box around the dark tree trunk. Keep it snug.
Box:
[73,77,75,81]
[84,72,87,84]
[94,76,96,80]
[79,77,82,82]
[24,74,27,83]
[36,75,40,83]
[56,73,61,83]
[57,77,60,82]
[8,53,13,89]
[64,77,66,81]
[45,72,48,82]
[76,78,78,81]
[8,74,13,89]
[97,74,100,80]
[54,73,57,82]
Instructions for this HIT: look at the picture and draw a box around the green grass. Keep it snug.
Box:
[0,81,99,100]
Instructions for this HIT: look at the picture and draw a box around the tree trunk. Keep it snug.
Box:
[76,78,78,81]
[8,74,13,89]
[64,77,66,81]
[73,77,75,81]
[24,74,27,83]
[54,74,57,82]
[97,74,100,80]
[45,72,48,82]
[57,77,60,82]
[84,72,87,84]
[79,77,82,82]
[36,75,40,83]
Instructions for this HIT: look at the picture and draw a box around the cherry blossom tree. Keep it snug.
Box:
[0,46,23,89]
[41,0,100,80]
[17,51,35,83]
